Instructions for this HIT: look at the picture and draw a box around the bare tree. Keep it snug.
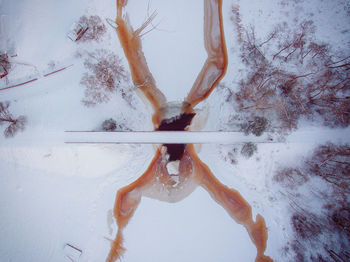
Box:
[229,7,350,131]
[80,49,131,106]
[274,142,349,193]
[304,143,350,192]
[0,101,27,138]
[274,142,350,261]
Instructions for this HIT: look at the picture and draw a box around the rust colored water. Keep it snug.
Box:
[107,0,273,261]
[157,113,195,161]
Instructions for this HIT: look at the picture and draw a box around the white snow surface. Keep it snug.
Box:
[0,0,349,262]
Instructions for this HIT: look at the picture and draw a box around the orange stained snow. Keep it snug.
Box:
[107,1,273,262]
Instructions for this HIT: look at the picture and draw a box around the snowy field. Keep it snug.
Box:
[0,0,349,261]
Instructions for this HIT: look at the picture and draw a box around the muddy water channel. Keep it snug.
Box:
[107,1,273,261]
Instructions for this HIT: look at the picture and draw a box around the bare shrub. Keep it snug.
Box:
[78,15,106,42]
[80,49,131,106]
[0,101,27,138]
[240,142,257,158]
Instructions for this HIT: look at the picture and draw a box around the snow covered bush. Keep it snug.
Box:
[102,118,117,131]
[80,49,131,106]
[240,142,257,158]
[274,142,350,261]
[102,118,131,131]
[0,101,27,138]
[229,6,350,131]
[77,15,106,42]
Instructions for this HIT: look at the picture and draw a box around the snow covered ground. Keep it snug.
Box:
[0,0,349,261]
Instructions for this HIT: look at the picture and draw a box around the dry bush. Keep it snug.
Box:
[0,101,27,138]
[80,49,132,106]
[78,15,106,42]
[274,142,350,261]
[230,8,350,131]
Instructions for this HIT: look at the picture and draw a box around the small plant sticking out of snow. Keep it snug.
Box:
[240,142,258,158]
[77,15,106,42]
[274,142,350,261]
[0,101,27,138]
[80,49,131,107]
[241,116,268,136]
[220,146,238,164]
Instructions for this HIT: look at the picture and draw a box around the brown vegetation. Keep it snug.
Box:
[0,101,27,137]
